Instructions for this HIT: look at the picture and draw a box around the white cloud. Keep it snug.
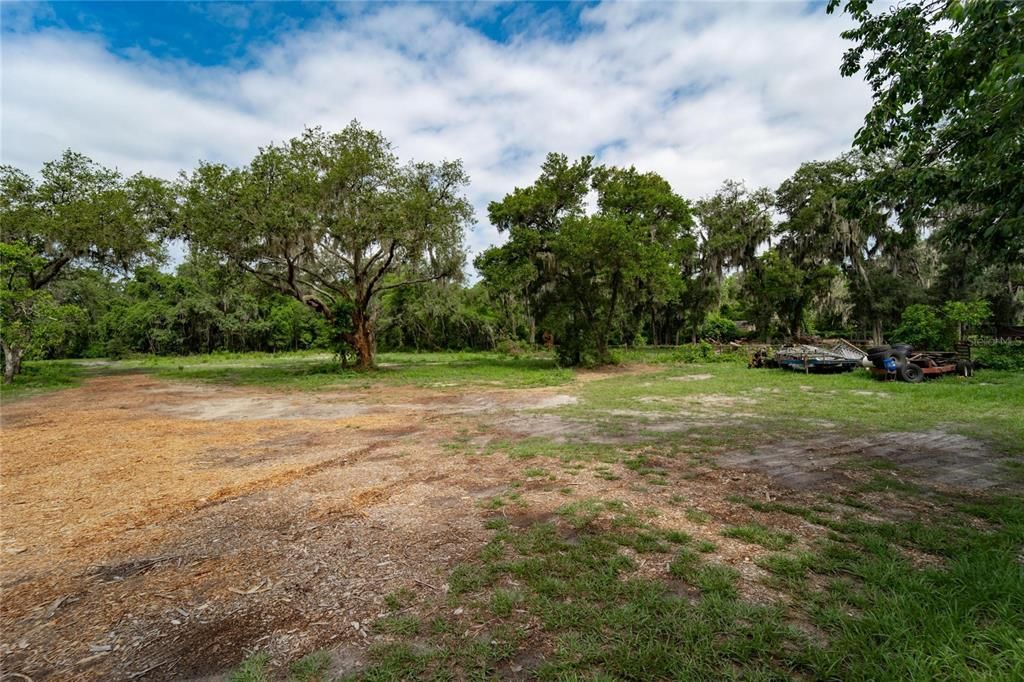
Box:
[0,2,870,266]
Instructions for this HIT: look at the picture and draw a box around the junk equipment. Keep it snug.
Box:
[865,344,972,383]
[774,341,865,374]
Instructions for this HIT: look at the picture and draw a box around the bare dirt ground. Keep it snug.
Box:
[1,371,1016,680]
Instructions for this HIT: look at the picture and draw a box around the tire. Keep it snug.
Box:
[901,362,924,383]
[867,350,891,364]
[891,344,913,354]
[956,360,974,377]
[866,345,891,355]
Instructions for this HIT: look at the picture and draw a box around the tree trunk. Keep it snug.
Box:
[3,342,25,384]
[872,319,883,346]
[350,308,375,369]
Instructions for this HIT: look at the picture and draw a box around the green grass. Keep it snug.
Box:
[229,653,272,682]
[374,615,420,636]
[0,360,84,399]
[312,488,1023,681]
[722,523,797,550]
[122,350,573,390]
[566,361,1024,452]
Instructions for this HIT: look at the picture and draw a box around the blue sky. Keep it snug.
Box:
[2,1,867,262]
[8,2,600,65]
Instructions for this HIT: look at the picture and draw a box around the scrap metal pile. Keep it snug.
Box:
[750,340,972,382]
[772,340,866,374]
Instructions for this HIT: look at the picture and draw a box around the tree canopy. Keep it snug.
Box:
[179,122,473,368]
[0,151,172,381]
[479,154,693,365]
[827,0,1024,261]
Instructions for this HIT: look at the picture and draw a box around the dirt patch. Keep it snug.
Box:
[0,373,570,680]
[718,430,1013,491]
[667,373,714,382]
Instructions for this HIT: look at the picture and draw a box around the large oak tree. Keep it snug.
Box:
[179,122,473,368]
[480,154,693,365]
[0,151,171,382]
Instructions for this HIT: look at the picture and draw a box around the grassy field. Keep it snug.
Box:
[130,350,575,390]
[0,360,85,400]
[3,350,1022,680]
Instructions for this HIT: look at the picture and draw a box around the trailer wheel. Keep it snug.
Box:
[901,363,924,383]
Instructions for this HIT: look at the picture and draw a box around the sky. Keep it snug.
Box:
[1,1,871,267]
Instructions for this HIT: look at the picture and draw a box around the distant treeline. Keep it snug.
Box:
[3,1,1022,380]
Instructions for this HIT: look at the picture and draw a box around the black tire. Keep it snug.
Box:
[866,345,891,355]
[891,344,913,354]
[867,350,891,363]
[956,360,974,377]
[901,362,924,383]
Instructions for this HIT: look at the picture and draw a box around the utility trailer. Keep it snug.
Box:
[869,350,967,382]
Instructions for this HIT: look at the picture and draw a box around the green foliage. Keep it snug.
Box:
[828,0,1024,263]
[974,342,1024,371]
[942,299,991,341]
[377,281,505,351]
[1,152,170,381]
[181,121,472,368]
[890,304,951,349]
[693,180,774,332]
[741,250,837,340]
[479,154,694,366]
[698,313,739,342]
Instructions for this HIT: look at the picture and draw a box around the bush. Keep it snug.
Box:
[699,313,740,342]
[495,338,525,357]
[973,342,1024,370]
[890,304,953,350]
[671,342,744,364]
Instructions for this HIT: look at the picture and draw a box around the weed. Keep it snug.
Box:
[685,508,712,523]
[384,587,415,612]
[230,653,271,682]
[375,615,421,636]
[722,523,796,550]
[288,650,331,681]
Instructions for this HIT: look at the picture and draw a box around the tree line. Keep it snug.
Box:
[2,0,1021,381]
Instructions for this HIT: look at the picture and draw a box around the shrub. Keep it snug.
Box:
[973,342,1024,370]
[699,313,740,342]
[890,304,953,350]
[495,338,525,356]
[671,342,744,364]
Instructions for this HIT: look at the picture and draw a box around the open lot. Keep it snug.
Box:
[2,352,1022,680]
